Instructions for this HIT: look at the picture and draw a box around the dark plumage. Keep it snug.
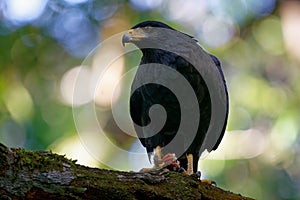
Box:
[123,21,229,172]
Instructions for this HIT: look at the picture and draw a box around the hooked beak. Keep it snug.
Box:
[122,29,134,47]
[122,28,148,47]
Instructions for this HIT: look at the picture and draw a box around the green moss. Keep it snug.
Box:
[0,143,9,176]
[10,147,76,173]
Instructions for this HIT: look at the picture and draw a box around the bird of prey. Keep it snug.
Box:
[122,21,228,175]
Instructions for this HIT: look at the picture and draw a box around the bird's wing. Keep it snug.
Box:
[208,54,229,151]
[165,30,228,155]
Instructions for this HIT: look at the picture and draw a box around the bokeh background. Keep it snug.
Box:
[1,0,300,199]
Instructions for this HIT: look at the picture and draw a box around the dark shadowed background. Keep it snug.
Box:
[1,0,300,199]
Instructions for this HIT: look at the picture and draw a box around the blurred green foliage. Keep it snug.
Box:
[1,0,300,199]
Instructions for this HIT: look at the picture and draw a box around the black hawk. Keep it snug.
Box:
[122,21,229,175]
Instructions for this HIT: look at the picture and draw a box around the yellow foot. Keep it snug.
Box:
[187,154,193,175]
[153,146,164,168]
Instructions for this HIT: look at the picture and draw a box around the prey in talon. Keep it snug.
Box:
[140,146,180,173]
[124,21,229,184]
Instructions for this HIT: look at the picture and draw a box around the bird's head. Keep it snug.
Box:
[122,21,175,48]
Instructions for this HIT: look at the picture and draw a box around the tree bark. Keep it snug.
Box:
[0,143,254,200]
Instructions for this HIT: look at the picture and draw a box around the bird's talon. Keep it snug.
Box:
[178,167,186,173]
[158,168,169,175]
[196,171,201,180]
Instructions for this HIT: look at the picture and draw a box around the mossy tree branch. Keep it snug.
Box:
[0,143,254,200]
